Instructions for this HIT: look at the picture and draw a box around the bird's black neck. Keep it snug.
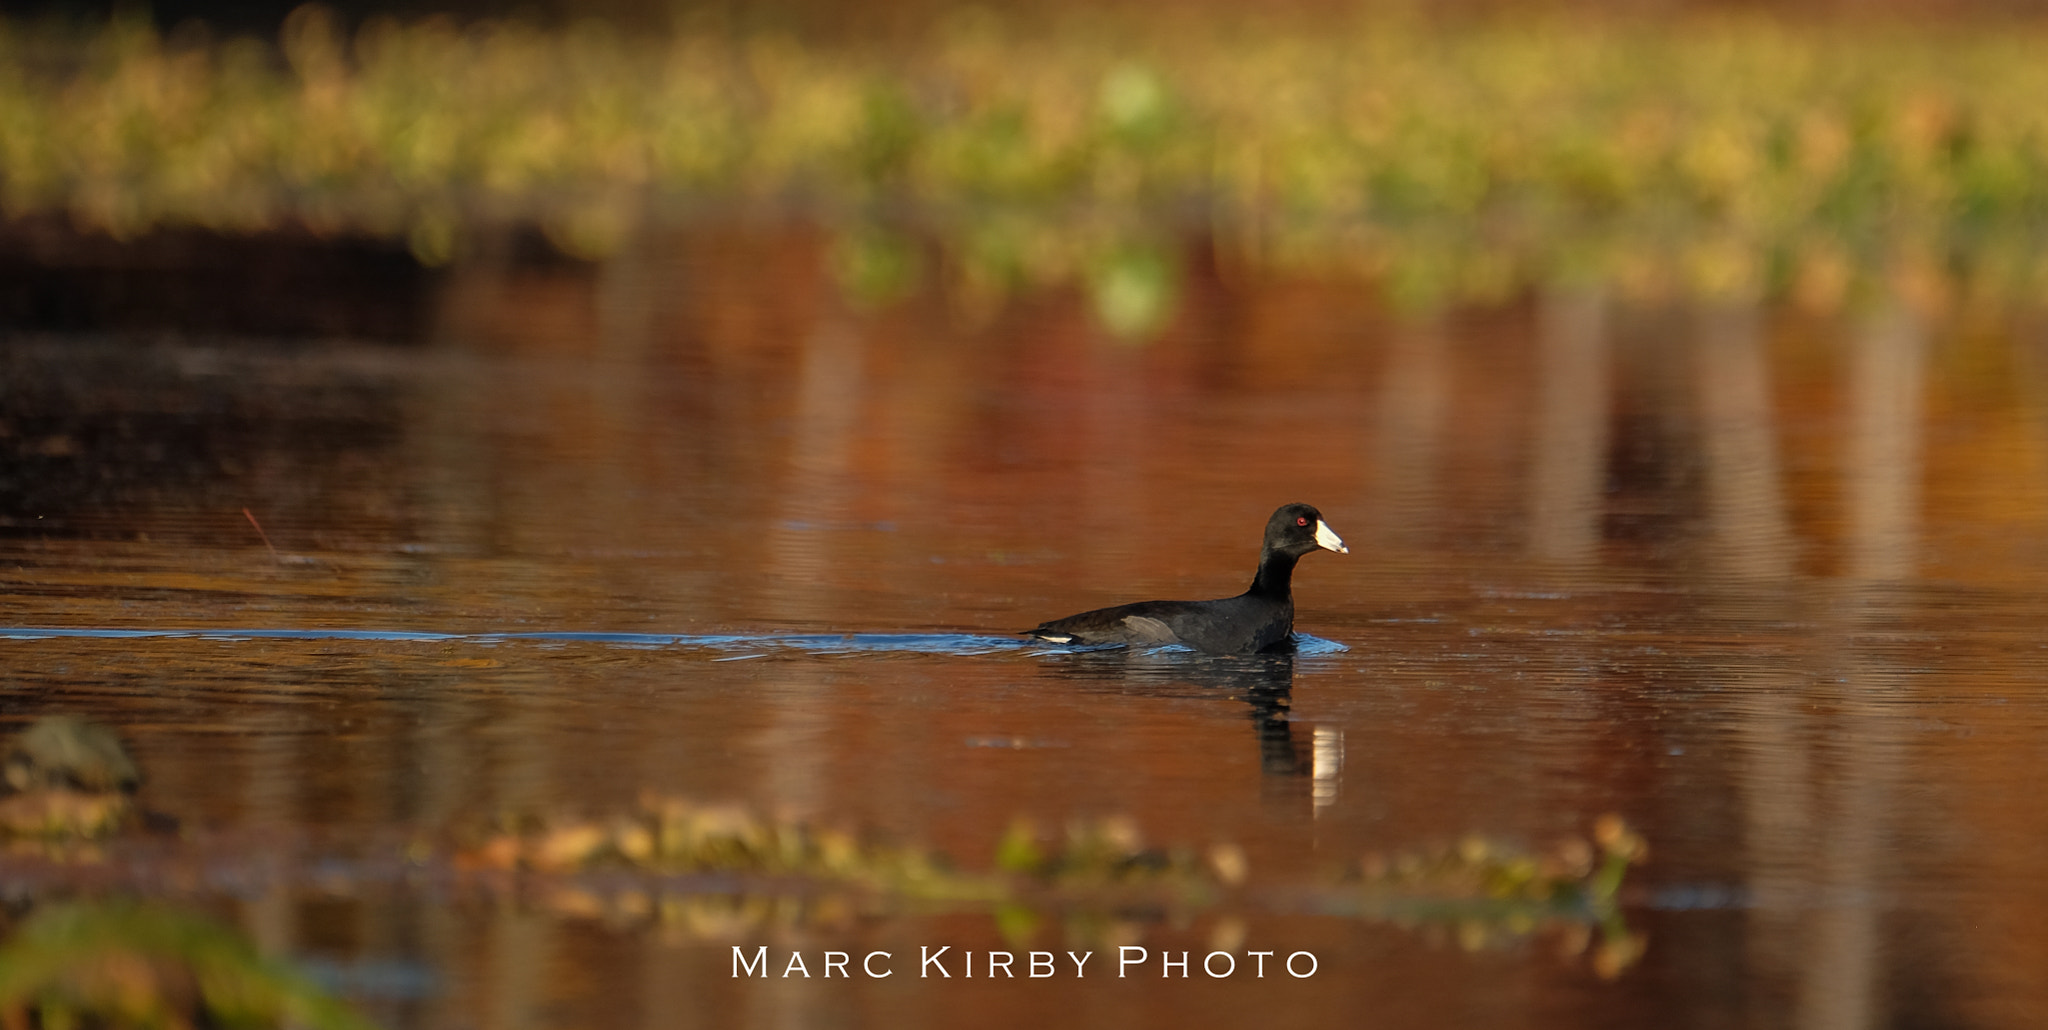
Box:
[1247,549,1300,600]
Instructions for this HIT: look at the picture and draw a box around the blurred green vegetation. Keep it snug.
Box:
[5,5,2048,309]
[0,791,1642,991]
[458,797,1644,971]
[0,902,378,1030]
[2,716,140,840]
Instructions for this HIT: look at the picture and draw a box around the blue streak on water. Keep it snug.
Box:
[0,626,1028,653]
[1648,883,1755,911]
[0,626,1347,657]
[1040,634,1349,657]
[296,956,440,1001]
[0,627,467,641]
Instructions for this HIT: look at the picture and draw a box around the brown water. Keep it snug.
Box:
[5,223,2048,1029]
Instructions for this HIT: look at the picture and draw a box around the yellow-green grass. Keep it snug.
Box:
[5,6,2048,306]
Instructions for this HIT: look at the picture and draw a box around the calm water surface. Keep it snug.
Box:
[5,228,2048,1029]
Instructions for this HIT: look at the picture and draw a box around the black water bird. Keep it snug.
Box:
[1025,503,1347,655]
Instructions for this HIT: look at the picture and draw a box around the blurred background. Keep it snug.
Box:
[6,2,2048,1029]
[7,0,2048,335]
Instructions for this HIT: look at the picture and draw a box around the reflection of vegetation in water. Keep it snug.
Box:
[464,795,1002,903]
[1342,813,1649,979]
[0,902,378,1030]
[0,789,130,842]
[0,719,373,1024]
[994,813,1243,889]
[0,720,1642,976]
[4,7,2048,315]
[831,226,924,308]
[459,796,1646,974]
[0,716,139,840]
[5,717,139,794]
[1087,243,1178,341]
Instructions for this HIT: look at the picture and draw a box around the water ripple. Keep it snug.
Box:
[0,625,1028,654]
[0,626,1347,658]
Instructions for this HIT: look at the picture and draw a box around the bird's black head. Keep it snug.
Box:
[1264,503,1348,558]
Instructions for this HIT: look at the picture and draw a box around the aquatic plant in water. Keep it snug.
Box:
[0,744,1644,981]
[460,794,993,902]
[0,716,140,839]
[0,902,378,1030]
[454,795,1645,972]
[1344,813,1648,978]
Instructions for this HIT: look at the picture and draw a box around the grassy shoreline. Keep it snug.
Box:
[5,7,2048,307]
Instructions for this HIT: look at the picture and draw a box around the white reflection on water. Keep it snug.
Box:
[1695,299,1796,579]
[1793,302,1928,1030]
[1311,725,1344,812]
[1529,284,1612,565]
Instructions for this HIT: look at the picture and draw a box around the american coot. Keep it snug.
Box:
[1025,503,1347,655]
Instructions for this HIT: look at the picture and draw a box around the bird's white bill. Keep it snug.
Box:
[1315,520,1349,553]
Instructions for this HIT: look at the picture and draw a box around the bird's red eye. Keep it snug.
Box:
[1296,516,1309,526]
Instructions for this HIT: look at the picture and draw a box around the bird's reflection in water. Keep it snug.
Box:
[1032,646,1318,780]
